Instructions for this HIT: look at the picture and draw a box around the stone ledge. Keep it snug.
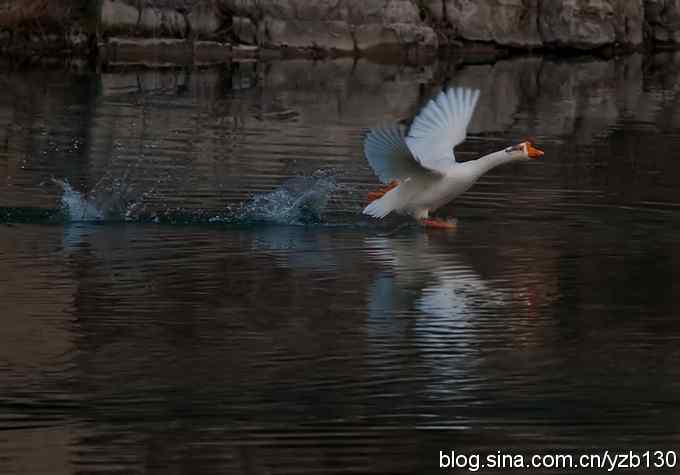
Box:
[101,0,221,39]
[102,37,258,67]
[2,0,680,64]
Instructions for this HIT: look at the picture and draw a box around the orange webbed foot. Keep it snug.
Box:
[366,180,399,203]
[420,218,457,230]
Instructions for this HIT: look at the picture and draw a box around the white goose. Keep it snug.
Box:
[363,87,543,228]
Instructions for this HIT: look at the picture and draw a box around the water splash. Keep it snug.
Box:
[233,173,338,225]
[47,173,338,225]
[53,179,104,222]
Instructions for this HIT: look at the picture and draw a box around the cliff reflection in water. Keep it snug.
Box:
[1,52,680,474]
[2,53,680,220]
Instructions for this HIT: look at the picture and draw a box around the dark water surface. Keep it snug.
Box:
[1,53,680,474]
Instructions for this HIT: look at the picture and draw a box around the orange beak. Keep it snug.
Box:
[526,142,544,159]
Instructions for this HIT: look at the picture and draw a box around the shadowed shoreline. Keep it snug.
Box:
[2,0,680,65]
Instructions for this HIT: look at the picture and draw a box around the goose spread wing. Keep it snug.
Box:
[405,87,480,174]
[364,123,439,183]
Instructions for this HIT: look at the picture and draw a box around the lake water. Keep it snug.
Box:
[1,53,680,474]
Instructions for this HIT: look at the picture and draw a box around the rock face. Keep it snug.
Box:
[539,0,643,49]
[100,0,222,38]
[1,0,680,57]
[644,0,680,44]
[430,0,542,48]
[217,0,651,52]
[424,0,644,49]
[219,0,436,52]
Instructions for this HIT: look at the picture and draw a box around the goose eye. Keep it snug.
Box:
[505,144,522,153]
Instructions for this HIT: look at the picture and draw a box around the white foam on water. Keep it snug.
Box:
[50,172,338,225]
[53,179,104,222]
[239,174,338,225]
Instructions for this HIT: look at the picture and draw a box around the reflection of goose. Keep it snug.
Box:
[363,88,543,228]
[365,234,506,323]
[364,233,509,388]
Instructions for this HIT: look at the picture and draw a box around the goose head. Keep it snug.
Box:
[504,141,544,161]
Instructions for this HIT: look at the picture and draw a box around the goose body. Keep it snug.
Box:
[362,87,543,225]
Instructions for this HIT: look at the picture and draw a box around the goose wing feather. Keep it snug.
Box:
[405,87,480,174]
[364,123,438,184]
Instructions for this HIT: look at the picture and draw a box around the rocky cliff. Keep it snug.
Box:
[3,0,680,58]
[97,0,680,52]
